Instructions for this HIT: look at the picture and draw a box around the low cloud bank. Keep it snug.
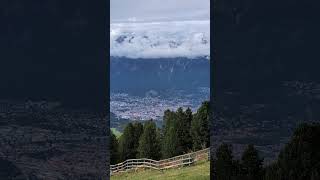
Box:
[110,20,210,59]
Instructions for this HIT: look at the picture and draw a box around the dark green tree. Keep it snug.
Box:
[132,122,144,152]
[215,143,237,180]
[162,110,175,138]
[191,101,209,150]
[162,110,181,158]
[110,130,119,165]
[182,108,193,151]
[241,144,263,180]
[138,120,161,160]
[162,107,194,158]
[156,127,163,152]
[118,122,142,161]
[175,107,193,153]
[276,123,320,180]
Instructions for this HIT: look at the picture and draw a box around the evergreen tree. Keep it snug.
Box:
[162,107,193,158]
[182,108,193,151]
[162,110,181,158]
[162,109,174,138]
[276,123,320,180]
[241,144,263,180]
[175,107,192,153]
[132,122,144,152]
[215,143,236,180]
[110,130,119,165]
[138,120,161,160]
[118,122,141,161]
[214,123,320,180]
[162,127,178,158]
[156,127,163,155]
[191,101,209,150]
[191,116,202,151]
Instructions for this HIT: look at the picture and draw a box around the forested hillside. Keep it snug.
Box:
[110,101,209,164]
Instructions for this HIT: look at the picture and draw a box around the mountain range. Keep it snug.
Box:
[110,57,210,121]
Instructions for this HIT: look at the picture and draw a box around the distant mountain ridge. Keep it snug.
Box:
[110,57,210,121]
[111,57,210,94]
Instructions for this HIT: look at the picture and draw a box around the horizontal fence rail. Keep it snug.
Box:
[110,148,210,175]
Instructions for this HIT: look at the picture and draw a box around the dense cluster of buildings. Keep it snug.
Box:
[110,88,209,120]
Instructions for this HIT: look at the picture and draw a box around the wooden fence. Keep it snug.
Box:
[110,148,210,175]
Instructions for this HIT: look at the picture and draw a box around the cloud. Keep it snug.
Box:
[110,20,210,59]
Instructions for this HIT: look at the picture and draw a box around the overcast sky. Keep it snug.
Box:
[110,0,210,22]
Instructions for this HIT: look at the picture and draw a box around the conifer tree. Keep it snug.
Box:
[277,123,320,180]
[175,107,190,153]
[132,122,143,152]
[191,101,209,150]
[162,110,174,136]
[138,120,161,160]
[118,123,140,161]
[241,144,263,180]
[215,143,236,180]
[110,130,119,165]
[180,107,193,152]
[162,110,179,158]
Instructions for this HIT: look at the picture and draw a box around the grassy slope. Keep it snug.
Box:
[111,128,122,138]
[111,160,210,180]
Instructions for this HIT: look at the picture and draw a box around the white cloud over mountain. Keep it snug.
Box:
[110,20,210,59]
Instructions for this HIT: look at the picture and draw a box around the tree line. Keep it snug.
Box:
[212,123,320,180]
[110,101,209,164]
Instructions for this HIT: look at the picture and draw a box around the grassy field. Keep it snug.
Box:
[111,160,210,180]
[111,128,122,138]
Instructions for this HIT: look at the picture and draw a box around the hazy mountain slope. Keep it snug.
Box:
[111,57,209,93]
[110,57,210,120]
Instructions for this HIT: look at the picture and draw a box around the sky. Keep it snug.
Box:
[110,0,210,22]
